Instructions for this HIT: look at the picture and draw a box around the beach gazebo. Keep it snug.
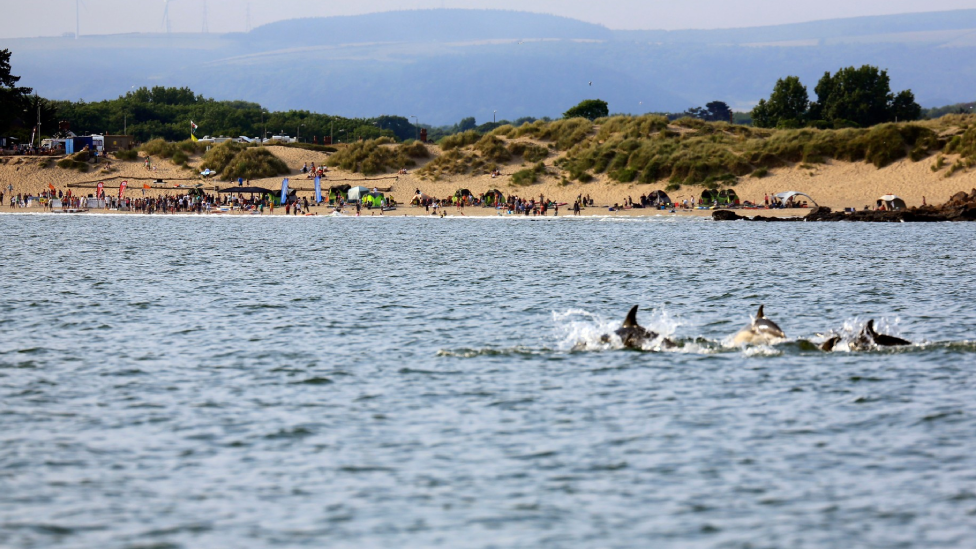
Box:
[774,191,818,208]
[411,192,434,205]
[218,186,274,195]
[879,194,907,211]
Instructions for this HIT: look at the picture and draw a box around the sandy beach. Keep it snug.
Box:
[2,140,975,216]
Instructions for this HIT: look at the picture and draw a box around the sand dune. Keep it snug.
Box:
[3,142,975,215]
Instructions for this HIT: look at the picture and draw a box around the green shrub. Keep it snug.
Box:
[277,142,338,153]
[220,147,290,180]
[172,150,189,166]
[474,135,512,163]
[141,138,178,158]
[200,141,247,173]
[177,139,204,154]
[417,149,476,180]
[114,149,138,161]
[506,142,550,163]
[326,138,424,175]
[56,158,89,171]
[490,125,516,138]
[510,162,547,186]
[610,167,638,183]
[439,130,481,150]
[945,160,965,177]
[398,141,430,159]
[750,167,769,178]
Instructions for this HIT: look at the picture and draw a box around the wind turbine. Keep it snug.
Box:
[202,0,209,33]
[162,0,173,34]
[75,0,88,39]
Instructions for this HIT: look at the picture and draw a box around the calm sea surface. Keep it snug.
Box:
[1,213,975,549]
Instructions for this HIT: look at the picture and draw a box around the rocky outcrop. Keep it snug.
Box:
[713,190,976,222]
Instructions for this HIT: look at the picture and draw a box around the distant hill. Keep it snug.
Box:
[243,10,614,45]
[615,9,976,45]
[3,9,975,125]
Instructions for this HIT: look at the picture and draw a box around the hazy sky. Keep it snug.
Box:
[0,0,973,38]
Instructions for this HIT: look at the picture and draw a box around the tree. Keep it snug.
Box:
[752,76,808,128]
[0,49,33,135]
[751,99,774,128]
[891,90,922,123]
[564,99,609,121]
[705,101,732,122]
[810,65,921,127]
[373,115,416,141]
[768,76,809,126]
[457,117,477,131]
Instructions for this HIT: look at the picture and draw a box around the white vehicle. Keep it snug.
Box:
[269,135,297,144]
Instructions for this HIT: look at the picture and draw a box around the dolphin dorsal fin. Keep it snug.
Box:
[622,306,640,328]
[756,305,765,319]
[865,319,877,337]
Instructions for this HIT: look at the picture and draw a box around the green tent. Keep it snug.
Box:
[484,189,505,206]
[717,189,739,205]
[700,189,718,205]
[363,192,385,208]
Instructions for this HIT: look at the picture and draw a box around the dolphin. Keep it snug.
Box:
[819,335,842,352]
[851,319,911,350]
[732,305,787,345]
[601,306,675,350]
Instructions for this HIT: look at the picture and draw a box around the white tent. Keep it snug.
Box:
[347,186,370,202]
[773,191,818,207]
[880,195,907,211]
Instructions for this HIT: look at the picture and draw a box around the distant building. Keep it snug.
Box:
[103,135,135,152]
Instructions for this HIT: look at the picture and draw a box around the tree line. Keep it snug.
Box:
[0,48,963,150]
[751,65,922,129]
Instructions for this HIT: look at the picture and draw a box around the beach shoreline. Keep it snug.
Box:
[4,142,976,216]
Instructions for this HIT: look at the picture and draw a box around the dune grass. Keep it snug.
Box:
[219,147,290,180]
[200,141,248,173]
[424,114,972,188]
[439,130,482,150]
[510,162,548,186]
[325,139,431,176]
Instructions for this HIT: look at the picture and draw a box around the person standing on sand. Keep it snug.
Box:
[356,201,361,216]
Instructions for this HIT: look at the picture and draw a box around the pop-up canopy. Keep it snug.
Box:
[774,191,818,206]
[879,194,906,210]
[218,186,274,194]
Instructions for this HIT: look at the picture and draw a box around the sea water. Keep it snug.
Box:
[1,214,974,548]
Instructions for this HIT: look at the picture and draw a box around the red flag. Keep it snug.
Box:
[48,183,56,192]
[119,181,128,198]
[143,183,151,190]
[97,181,104,198]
